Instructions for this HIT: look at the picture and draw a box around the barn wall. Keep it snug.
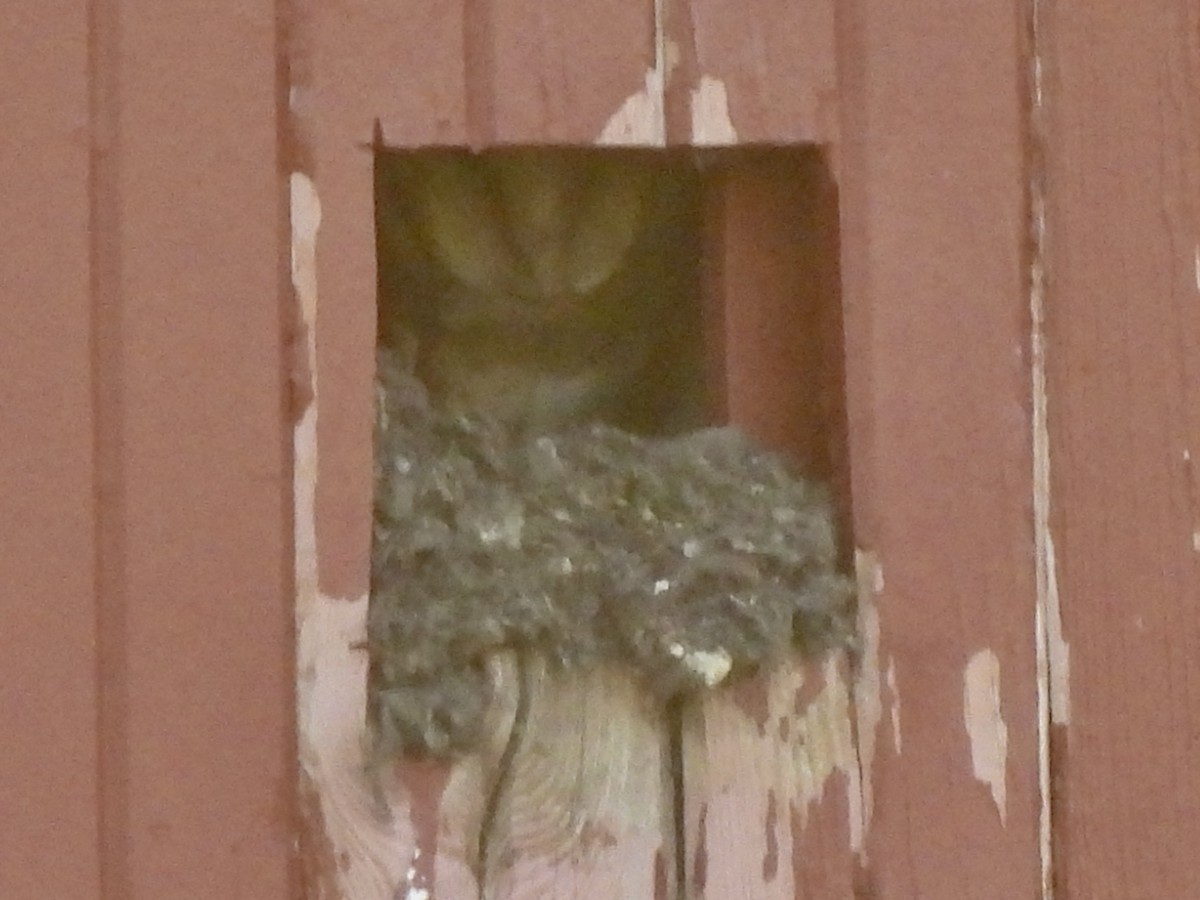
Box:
[2,1,296,898]
[5,0,1200,898]
[1039,2,1200,897]
[2,4,100,896]
[835,0,1041,896]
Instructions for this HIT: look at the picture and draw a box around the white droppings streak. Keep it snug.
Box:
[963,650,1009,825]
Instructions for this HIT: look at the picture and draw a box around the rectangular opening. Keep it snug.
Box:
[368,145,851,758]
[373,145,846,474]
[374,147,707,437]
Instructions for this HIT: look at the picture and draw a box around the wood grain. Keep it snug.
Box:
[484,660,674,899]
[1040,2,1200,896]
[684,150,858,898]
[295,2,671,895]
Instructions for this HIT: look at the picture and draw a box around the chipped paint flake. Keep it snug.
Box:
[291,172,321,360]
[963,650,1008,825]
[788,655,855,827]
[885,657,901,754]
[291,170,321,625]
[597,0,672,144]
[849,549,884,858]
[598,68,666,146]
[292,168,418,898]
[1028,113,1070,731]
[690,76,738,146]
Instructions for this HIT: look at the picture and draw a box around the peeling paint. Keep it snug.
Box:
[1030,5,1058,895]
[790,655,855,823]
[291,171,320,623]
[849,549,884,858]
[885,657,901,754]
[598,68,667,146]
[963,650,1008,825]
[290,173,320,374]
[1030,162,1070,726]
[292,170,415,899]
[597,0,671,144]
[690,76,738,145]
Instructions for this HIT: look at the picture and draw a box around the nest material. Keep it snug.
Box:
[369,347,855,756]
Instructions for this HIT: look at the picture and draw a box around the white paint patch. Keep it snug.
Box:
[690,76,738,146]
[599,69,666,145]
[597,0,672,144]
[291,171,321,623]
[963,650,1008,825]
[789,655,856,828]
[1029,168,1070,729]
[848,549,884,858]
[292,170,414,898]
[291,173,321,359]
[1041,533,1070,724]
[886,657,902,754]
[1030,13,1058,894]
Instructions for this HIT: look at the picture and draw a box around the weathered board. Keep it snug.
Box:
[682,151,858,899]
[1,3,100,897]
[1040,2,1200,897]
[2,1,296,897]
[9,0,1200,897]
[291,3,674,898]
[835,0,1042,896]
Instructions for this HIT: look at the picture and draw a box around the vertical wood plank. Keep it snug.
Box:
[0,3,100,897]
[480,0,656,145]
[683,152,859,898]
[1040,2,1200,896]
[295,3,671,896]
[98,1,296,896]
[484,662,675,900]
[667,0,838,146]
[293,3,482,896]
[835,0,1041,897]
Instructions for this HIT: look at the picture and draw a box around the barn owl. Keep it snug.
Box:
[375,148,705,434]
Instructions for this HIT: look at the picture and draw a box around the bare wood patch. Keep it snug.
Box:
[682,654,856,898]
[483,659,674,899]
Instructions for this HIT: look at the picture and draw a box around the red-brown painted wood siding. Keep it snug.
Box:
[2,1,296,898]
[1041,2,1200,897]
[5,1,1200,898]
